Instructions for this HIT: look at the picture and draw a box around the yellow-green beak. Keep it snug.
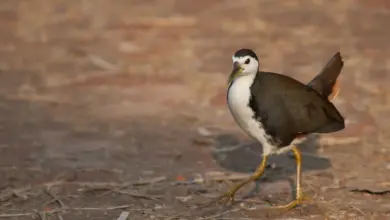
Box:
[228,61,242,84]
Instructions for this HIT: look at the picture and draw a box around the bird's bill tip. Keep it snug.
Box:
[228,62,242,84]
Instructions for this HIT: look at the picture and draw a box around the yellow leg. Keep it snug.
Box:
[270,145,309,210]
[201,155,268,207]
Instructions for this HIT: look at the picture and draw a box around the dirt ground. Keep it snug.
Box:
[0,0,390,219]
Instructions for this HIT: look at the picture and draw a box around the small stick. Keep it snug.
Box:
[0,205,132,219]
[0,213,34,218]
[42,176,167,189]
[349,205,365,216]
[132,176,167,186]
[116,211,130,220]
[44,187,67,208]
[203,208,241,219]
[57,212,64,220]
[88,54,118,71]
[205,172,252,182]
[114,190,163,200]
[36,211,47,220]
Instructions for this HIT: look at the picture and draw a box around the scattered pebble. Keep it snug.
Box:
[116,211,129,220]
[142,170,155,175]
[193,173,205,184]
[176,195,193,202]
[197,127,212,136]
[154,204,163,210]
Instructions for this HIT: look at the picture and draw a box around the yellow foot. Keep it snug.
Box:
[301,194,312,204]
[197,176,257,209]
[270,199,301,210]
[198,190,237,208]
[197,181,249,209]
[269,192,311,210]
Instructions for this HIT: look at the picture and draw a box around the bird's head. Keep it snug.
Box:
[228,48,259,84]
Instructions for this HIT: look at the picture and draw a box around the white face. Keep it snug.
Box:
[232,55,259,75]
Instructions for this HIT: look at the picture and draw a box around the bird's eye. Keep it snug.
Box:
[245,58,250,64]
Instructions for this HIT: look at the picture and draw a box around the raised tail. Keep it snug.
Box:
[307,52,344,101]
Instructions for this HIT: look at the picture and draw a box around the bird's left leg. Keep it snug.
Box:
[200,155,268,207]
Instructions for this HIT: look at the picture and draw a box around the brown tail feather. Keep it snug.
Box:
[307,52,344,101]
[328,79,340,101]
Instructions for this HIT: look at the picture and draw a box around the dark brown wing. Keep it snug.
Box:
[250,72,345,147]
[307,52,344,100]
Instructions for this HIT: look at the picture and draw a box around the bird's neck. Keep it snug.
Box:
[228,72,257,90]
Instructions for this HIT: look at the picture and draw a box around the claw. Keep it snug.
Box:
[197,156,268,209]
[300,194,312,204]
[198,147,312,213]
[269,190,311,210]
[197,190,237,209]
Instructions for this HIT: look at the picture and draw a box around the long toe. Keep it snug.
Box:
[197,191,236,208]
[222,193,235,207]
[299,193,312,205]
[269,199,302,211]
[268,193,312,211]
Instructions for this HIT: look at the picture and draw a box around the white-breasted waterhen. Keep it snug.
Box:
[204,49,345,210]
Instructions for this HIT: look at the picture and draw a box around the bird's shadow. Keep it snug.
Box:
[210,133,331,200]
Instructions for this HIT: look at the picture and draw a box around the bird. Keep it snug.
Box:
[204,49,345,210]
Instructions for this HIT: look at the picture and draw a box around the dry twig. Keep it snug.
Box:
[205,171,252,182]
[132,176,167,186]
[0,186,32,202]
[35,210,47,220]
[57,212,64,220]
[69,205,131,211]
[349,205,366,216]
[44,187,67,208]
[0,205,132,219]
[43,176,167,190]
[114,190,162,200]
[203,208,241,219]
[116,211,130,220]
[88,54,118,71]
[0,213,35,218]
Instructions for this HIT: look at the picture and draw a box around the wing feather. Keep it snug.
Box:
[250,72,344,147]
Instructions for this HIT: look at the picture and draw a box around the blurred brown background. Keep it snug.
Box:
[0,1,389,219]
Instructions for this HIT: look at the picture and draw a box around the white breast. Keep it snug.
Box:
[227,74,277,156]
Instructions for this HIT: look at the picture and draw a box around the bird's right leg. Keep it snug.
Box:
[199,155,268,207]
[269,146,310,210]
